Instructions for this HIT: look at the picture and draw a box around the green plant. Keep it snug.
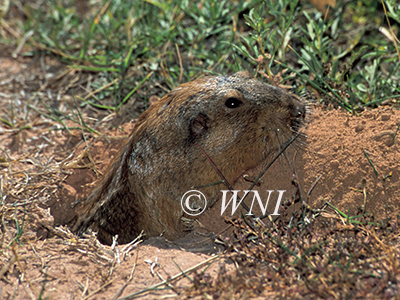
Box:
[234,0,300,77]
[232,0,399,111]
[7,0,400,116]
[21,0,259,111]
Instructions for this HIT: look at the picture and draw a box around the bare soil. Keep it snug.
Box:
[1,52,399,299]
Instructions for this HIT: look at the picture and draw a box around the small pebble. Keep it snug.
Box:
[354,124,364,132]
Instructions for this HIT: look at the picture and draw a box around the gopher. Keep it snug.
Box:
[73,71,306,245]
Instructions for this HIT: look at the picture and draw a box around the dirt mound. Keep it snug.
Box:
[302,105,399,219]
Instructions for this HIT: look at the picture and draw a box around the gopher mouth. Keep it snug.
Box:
[265,102,306,156]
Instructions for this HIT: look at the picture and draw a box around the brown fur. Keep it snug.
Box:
[73,71,306,245]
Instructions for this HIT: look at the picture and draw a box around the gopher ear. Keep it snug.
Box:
[190,113,208,137]
[149,95,161,106]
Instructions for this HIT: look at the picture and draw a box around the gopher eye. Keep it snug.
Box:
[225,97,243,109]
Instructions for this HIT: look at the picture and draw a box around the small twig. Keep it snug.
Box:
[0,19,21,39]
[111,253,138,300]
[111,235,121,264]
[197,133,299,214]
[145,258,158,277]
[394,122,399,146]
[11,246,38,298]
[118,71,154,109]
[83,69,135,101]
[196,142,235,192]
[81,279,115,300]
[0,147,13,175]
[175,43,184,84]
[118,254,220,299]
[38,267,49,300]
[121,233,143,253]
[363,186,367,213]
[243,133,300,218]
[72,93,89,146]
[22,283,37,300]
[305,175,322,206]
[0,254,16,280]
[362,148,378,176]
[80,278,89,300]
[121,232,143,260]
[381,0,400,61]
[171,260,194,284]
[155,271,179,296]
[12,30,34,58]
[248,133,300,192]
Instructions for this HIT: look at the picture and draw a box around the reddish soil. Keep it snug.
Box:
[1,52,399,299]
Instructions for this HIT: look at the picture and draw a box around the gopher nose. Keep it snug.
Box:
[289,101,306,130]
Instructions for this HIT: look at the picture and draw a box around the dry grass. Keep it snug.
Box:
[184,212,400,299]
